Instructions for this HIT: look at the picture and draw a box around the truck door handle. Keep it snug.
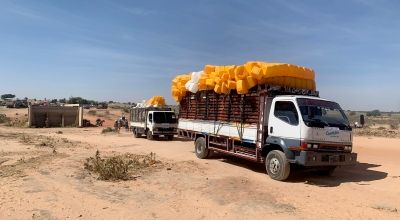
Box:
[270,127,273,133]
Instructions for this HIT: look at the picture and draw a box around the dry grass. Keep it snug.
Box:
[0,113,10,124]
[101,127,115,133]
[0,153,65,178]
[88,110,97,115]
[84,151,162,181]
[353,128,399,138]
[4,116,28,127]
[371,205,398,213]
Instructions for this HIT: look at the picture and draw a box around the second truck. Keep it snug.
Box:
[130,106,178,140]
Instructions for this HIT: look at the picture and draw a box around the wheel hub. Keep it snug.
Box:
[196,144,202,154]
[269,158,280,174]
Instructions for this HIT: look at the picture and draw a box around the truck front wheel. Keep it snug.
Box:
[265,150,290,181]
[146,131,154,140]
[194,137,209,159]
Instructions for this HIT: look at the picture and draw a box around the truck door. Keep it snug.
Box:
[268,100,301,145]
[147,113,153,130]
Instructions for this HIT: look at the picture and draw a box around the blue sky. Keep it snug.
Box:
[0,0,399,111]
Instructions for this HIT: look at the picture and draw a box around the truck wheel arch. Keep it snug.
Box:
[195,133,206,141]
[261,144,284,158]
[264,137,296,160]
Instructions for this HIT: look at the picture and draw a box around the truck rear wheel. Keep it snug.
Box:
[195,137,209,159]
[167,135,174,141]
[146,131,154,140]
[265,150,290,181]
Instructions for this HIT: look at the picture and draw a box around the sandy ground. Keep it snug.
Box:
[0,108,399,219]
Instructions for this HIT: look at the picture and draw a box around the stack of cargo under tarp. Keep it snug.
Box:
[171,61,316,102]
[145,96,166,107]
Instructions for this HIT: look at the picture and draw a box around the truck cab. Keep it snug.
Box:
[264,95,356,180]
[130,107,178,140]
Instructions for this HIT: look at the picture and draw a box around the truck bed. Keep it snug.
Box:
[178,118,257,142]
[179,90,260,124]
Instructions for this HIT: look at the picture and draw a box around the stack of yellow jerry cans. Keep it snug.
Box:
[171,61,316,102]
[146,96,166,106]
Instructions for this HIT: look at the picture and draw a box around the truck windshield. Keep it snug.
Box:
[153,112,177,124]
[297,98,350,130]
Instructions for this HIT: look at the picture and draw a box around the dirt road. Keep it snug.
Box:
[0,125,399,220]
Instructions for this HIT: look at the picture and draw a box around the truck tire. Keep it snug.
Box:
[133,129,141,138]
[146,130,154,140]
[265,150,290,181]
[316,166,336,176]
[195,137,209,159]
[167,135,174,141]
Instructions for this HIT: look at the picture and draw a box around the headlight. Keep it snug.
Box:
[307,143,312,149]
[313,144,319,149]
[344,146,352,151]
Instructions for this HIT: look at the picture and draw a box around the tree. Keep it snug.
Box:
[67,97,97,105]
[50,99,58,104]
[68,97,87,104]
[366,110,381,117]
[59,98,66,103]
[1,94,15,100]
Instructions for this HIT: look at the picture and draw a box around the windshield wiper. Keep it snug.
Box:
[304,118,328,127]
[308,118,330,126]
[329,122,352,130]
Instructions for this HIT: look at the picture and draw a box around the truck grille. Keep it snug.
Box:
[156,128,174,132]
[319,145,345,152]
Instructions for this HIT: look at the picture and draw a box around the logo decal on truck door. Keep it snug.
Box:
[326,128,340,136]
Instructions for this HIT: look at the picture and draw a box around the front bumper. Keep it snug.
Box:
[153,132,177,135]
[294,151,357,166]
[152,127,177,135]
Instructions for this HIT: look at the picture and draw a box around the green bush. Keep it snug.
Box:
[367,110,381,117]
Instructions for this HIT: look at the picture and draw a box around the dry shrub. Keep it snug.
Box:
[84,151,160,181]
[354,128,399,138]
[0,114,10,124]
[122,107,130,113]
[5,117,28,127]
[88,110,97,115]
[390,122,399,130]
[101,127,115,133]
[20,134,33,144]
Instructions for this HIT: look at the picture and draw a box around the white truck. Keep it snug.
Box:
[130,107,178,140]
[178,86,357,181]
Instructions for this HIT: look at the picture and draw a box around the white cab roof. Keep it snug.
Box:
[274,95,332,102]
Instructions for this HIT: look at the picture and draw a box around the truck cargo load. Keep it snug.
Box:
[171,61,316,102]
